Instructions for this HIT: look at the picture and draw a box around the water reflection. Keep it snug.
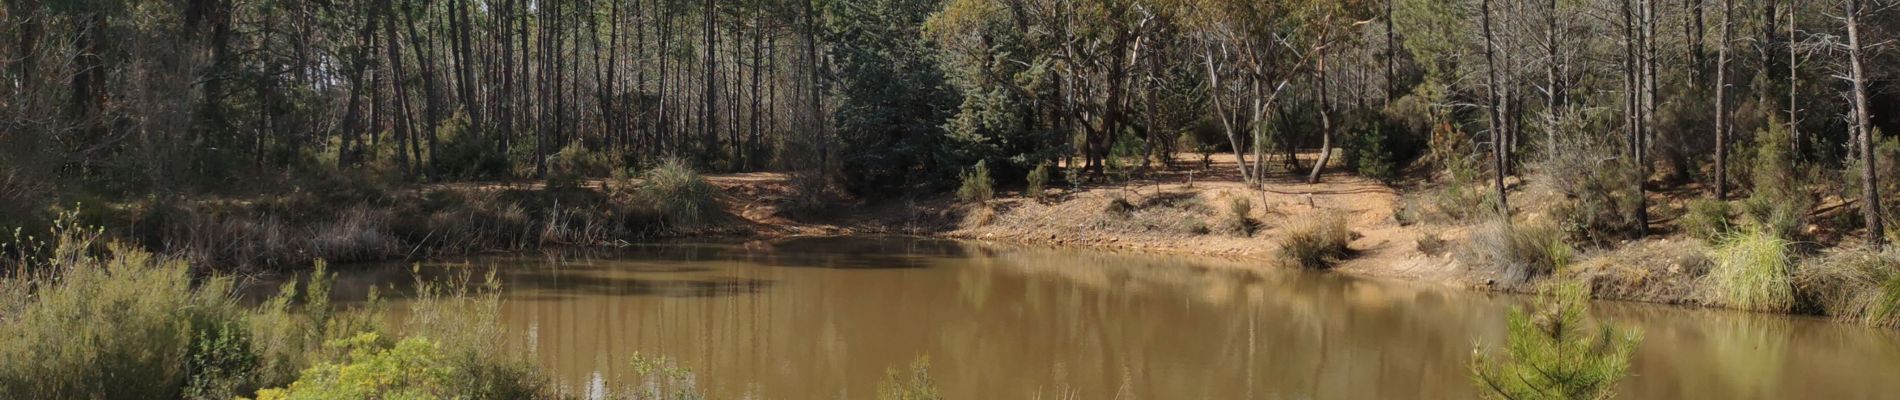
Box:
[313,236,1900,399]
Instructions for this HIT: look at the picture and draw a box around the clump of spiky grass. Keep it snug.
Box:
[1794,248,1900,327]
[877,357,942,400]
[1024,163,1050,201]
[1460,219,1573,287]
[1678,198,1734,243]
[1278,212,1354,269]
[631,159,720,229]
[1707,226,1796,312]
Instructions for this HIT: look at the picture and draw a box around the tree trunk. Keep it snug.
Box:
[1482,0,1510,216]
[1846,0,1886,247]
[1714,0,1731,200]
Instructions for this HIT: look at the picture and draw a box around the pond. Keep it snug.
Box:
[311,236,1900,399]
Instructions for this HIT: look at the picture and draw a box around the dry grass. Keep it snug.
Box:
[1277,212,1354,269]
[1793,248,1900,327]
[1460,220,1573,288]
[1569,239,1712,304]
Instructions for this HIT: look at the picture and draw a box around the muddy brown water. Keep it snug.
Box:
[307,236,1900,399]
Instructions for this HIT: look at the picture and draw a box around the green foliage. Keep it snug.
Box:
[0,220,255,399]
[1708,226,1796,312]
[1738,115,1813,241]
[1461,220,1574,287]
[1680,198,1735,243]
[829,0,959,195]
[629,159,722,229]
[877,357,942,400]
[1024,163,1050,200]
[1278,212,1354,269]
[1470,283,1640,400]
[547,143,616,188]
[403,267,548,399]
[251,333,454,400]
[956,160,995,203]
[1344,111,1422,184]
[430,117,513,180]
[1845,133,1900,240]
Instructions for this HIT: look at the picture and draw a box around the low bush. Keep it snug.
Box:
[1460,220,1573,287]
[1707,226,1796,312]
[1215,196,1259,237]
[0,225,254,399]
[1278,212,1354,269]
[629,159,721,230]
[956,160,995,203]
[546,142,616,187]
[1793,248,1900,327]
[1679,198,1735,242]
[252,333,453,400]
[1024,163,1050,201]
[1470,282,1640,400]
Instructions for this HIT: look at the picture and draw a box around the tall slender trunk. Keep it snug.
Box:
[1714,0,1732,200]
[1846,0,1885,247]
[1307,40,1333,184]
[703,0,719,160]
[1482,0,1510,215]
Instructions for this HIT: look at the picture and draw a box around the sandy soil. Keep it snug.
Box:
[709,154,1475,287]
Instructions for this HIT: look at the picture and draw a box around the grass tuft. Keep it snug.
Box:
[956,160,995,203]
[1707,226,1796,312]
[630,159,721,230]
[1460,220,1572,287]
[1278,212,1354,269]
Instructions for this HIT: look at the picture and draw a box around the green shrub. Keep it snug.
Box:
[957,160,995,203]
[0,227,254,399]
[1460,220,1573,287]
[1680,198,1735,242]
[1024,163,1050,200]
[1708,226,1796,312]
[877,357,942,400]
[630,159,721,229]
[252,332,454,400]
[1845,133,1899,239]
[404,267,548,399]
[430,117,512,180]
[1215,196,1259,237]
[1470,282,1640,400]
[1278,212,1354,269]
[546,142,616,187]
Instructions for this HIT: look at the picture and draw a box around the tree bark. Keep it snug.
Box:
[1846,0,1886,247]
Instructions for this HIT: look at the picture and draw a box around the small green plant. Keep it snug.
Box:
[1278,212,1354,269]
[1680,198,1734,243]
[1460,220,1573,287]
[1470,282,1641,400]
[877,357,942,400]
[1708,226,1796,312]
[1025,163,1050,200]
[957,160,995,203]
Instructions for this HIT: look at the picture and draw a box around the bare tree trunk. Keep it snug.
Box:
[1714,0,1732,200]
[1846,0,1885,247]
[1482,0,1509,216]
[1307,41,1333,184]
[1203,44,1253,184]
[703,0,719,160]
